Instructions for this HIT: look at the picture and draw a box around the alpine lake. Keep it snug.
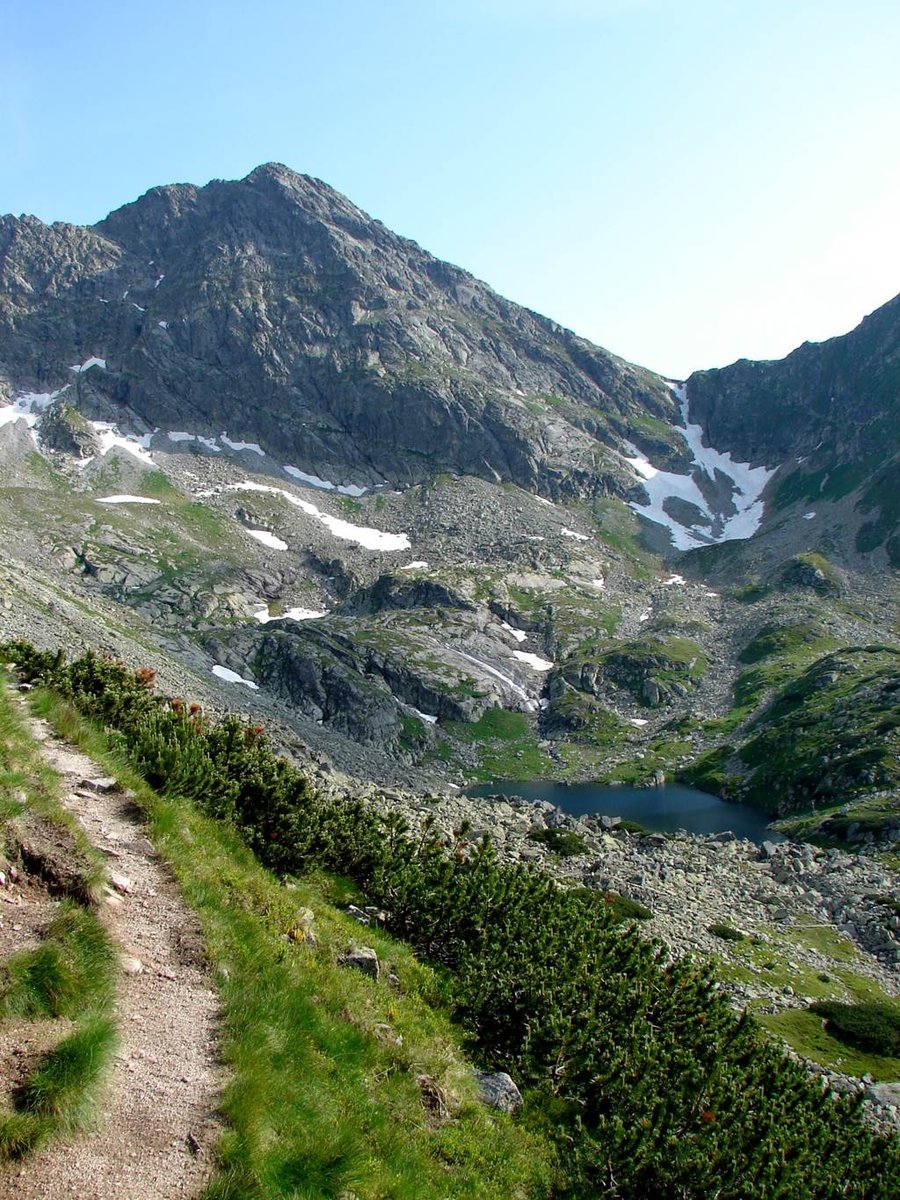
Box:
[467,781,785,843]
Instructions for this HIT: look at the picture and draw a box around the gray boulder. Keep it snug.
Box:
[338,946,379,980]
[473,1070,523,1113]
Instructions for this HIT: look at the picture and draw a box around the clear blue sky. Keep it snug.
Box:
[3,0,899,378]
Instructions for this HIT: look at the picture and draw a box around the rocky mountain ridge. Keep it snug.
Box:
[686,294,900,570]
[4,163,899,571]
[687,292,900,466]
[1,163,682,503]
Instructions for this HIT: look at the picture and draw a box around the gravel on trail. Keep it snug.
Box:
[0,718,223,1200]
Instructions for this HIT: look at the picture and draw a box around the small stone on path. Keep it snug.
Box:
[81,776,118,793]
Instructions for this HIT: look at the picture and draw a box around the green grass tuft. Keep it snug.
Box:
[808,1001,900,1058]
[0,902,117,1020]
[708,923,746,942]
[527,827,586,857]
[759,1008,900,1082]
[15,1016,117,1123]
[445,707,553,781]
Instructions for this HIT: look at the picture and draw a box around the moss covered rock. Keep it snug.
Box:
[560,635,706,709]
[778,553,844,596]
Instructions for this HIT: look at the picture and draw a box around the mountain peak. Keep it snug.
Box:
[244,161,317,189]
[238,162,372,226]
[95,163,382,259]
[0,166,680,501]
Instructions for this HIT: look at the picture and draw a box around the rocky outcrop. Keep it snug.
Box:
[340,573,475,618]
[778,553,844,596]
[473,1071,523,1113]
[35,401,100,457]
[207,620,494,750]
[557,635,706,709]
[337,946,379,979]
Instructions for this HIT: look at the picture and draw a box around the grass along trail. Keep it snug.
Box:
[0,712,222,1199]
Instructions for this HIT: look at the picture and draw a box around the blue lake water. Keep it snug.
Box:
[467,780,785,843]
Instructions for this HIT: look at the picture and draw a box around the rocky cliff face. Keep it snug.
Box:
[0,163,678,499]
[686,295,900,466]
[5,163,899,562]
[684,296,900,567]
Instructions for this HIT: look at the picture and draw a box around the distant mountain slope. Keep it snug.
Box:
[687,294,900,465]
[0,169,896,834]
[0,163,678,499]
[684,294,900,567]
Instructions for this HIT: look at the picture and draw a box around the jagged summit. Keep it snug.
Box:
[96,162,381,254]
[242,161,371,212]
[245,160,320,185]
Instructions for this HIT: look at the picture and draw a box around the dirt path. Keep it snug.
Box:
[0,720,222,1199]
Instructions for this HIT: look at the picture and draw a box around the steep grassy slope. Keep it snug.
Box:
[683,639,900,835]
[25,687,558,1199]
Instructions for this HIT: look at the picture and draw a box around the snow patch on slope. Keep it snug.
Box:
[220,433,265,456]
[230,482,410,552]
[0,389,67,432]
[212,665,258,689]
[158,430,369,494]
[167,430,221,452]
[624,384,776,551]
[0,390,155,472]
[512,650,554,671]
[254,606,326,624]
[455,651,533,706]
[410,707,439,725]
[247,529,287,550]
[283,464,368,496]
[96,495,161,505]
[91,423,155,466]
